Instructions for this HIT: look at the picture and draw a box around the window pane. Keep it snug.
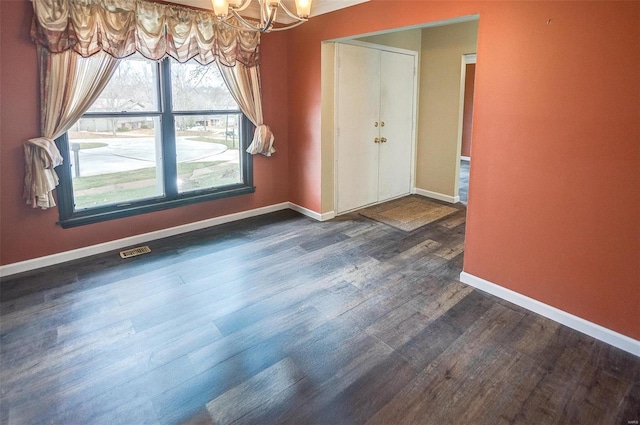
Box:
[175,114,242,193]
[86,54,158,113]
[171,59,238,111]
[68,117,163,209]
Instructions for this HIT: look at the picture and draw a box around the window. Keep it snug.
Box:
[55,54,254,228]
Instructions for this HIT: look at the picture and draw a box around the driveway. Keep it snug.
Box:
[72,137,236,177]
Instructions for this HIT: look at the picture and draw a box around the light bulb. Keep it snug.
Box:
[212,0,229,17]
[295,0,312,18]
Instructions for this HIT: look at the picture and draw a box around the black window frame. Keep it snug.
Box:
[54,57,255,229]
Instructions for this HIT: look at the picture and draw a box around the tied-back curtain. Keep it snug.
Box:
[218,62,275,156]
[24,47,119,209]
[30,0,261,67]
[25,0,270,209]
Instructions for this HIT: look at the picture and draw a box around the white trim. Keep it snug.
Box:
[460,156,471,162]
[0,203,290,278]
[459,272,640,357]
[289,203,335,221]
[464,53,477,64]
[0,202,337,278]
[328,14,480,43]
[320,211,337,221]
[413,188,460,204]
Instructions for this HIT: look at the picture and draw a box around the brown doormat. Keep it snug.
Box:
[359,196,458,232]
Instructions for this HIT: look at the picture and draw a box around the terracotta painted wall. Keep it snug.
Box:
[0,0,289,266]
[461,63,475,158]
[287,1,639,340]
[464,2,639,341]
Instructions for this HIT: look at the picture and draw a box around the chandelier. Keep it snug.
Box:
[211,0,313,33]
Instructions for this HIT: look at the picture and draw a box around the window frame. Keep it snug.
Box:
[54,57,254,229]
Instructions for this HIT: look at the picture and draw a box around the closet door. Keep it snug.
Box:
[336,44,381,213]
[378,50,415,202]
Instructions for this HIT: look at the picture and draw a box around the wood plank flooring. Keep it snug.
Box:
[1,199,638,425]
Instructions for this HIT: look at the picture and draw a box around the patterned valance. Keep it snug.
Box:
[30,0,261,67]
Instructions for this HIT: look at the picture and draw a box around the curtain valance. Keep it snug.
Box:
[30,0,261,67]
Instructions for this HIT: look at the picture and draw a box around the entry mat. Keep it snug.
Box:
[359,196,459,232]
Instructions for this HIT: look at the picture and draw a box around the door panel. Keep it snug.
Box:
[336,44,381,213]
[378,50,415,202]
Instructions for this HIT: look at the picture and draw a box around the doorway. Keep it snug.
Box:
[334,42,418,214]
[459,53,476,205]
[320,17,479,216]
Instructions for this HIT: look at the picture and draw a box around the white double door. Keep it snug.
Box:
[336,43,416,214]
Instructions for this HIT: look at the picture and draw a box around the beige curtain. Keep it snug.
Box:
[218,63,275,156]
[25,0,268,208]
[24,47,119,209]
[31,0,260,67]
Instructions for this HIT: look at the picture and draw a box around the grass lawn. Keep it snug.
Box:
[186,136,238,149]
[73,161,241,209]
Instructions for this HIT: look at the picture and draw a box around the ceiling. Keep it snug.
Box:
[170,0,369,23]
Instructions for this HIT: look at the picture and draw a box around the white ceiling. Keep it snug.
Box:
[170,0,369,23]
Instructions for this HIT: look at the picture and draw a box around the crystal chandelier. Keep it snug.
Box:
[211,0,313,33]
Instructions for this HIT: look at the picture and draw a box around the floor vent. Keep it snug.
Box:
[119,246,151,259]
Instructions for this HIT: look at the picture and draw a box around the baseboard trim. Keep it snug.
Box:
[459,271,640,357]
[288,203,335,221]
[414,188,460,204]
[0,202,291,278]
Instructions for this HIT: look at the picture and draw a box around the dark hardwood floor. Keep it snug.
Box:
[1,200,638,425]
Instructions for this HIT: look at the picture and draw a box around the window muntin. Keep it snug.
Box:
[55,55,253,228]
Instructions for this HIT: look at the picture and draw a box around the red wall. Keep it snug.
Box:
[0,0,289,265]
[286,1,639,340]
[461,63,475,158]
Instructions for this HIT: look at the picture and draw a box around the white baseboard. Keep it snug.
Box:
[289,203,335,221]
[460,156,471,162]
[459,271,640,357]
[0,201,336,278]
[414,188,460,204]
[0,202,291,278]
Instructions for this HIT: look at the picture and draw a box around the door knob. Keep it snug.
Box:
[381,137,387,143]
[374,138,380,143]
[374,122,379,127]
[381,122,385,127]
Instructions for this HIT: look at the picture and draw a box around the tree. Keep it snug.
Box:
[89,55,156,136]
[171,60,238,113]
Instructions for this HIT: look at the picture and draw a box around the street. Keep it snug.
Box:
[72,137,238,177]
